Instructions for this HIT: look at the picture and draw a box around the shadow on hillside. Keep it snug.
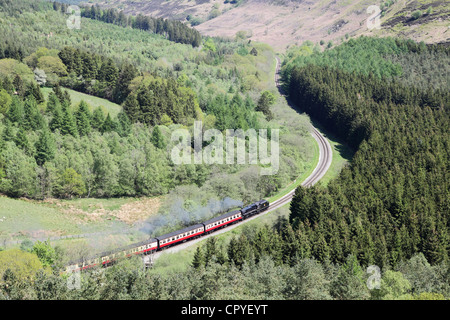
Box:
[282,94,355,164]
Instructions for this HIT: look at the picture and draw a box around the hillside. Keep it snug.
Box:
[0,0,318,252]
[87,0,449,50]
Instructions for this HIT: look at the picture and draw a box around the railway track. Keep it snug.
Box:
[260,57,332,212]
[150,57,332,259]
[45,55,332,268]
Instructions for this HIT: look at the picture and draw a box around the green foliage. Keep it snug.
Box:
[14,126,31,155]
[411,10,422,20]
[282,37,412,83]
[204,92,258,131]
[100,113,115,133]
[61,104,79,137]
[132,77,199,126]
[19,239,34,252]
[0,88,11,115]
[35,126,55,165]
[286,38,449,268]
[74,101,92,136]
[371,270,412,300]
[150,126,166,150]
[91,107,106,130]
[411,292,445,300]
[256,90,276,121]
[55,168,86,199]
[31,240,56,268]
[81,4,202,47]
[192,247,205,269]
[203,38,217,53]
[0,248,44,282]
[0,58,34,83]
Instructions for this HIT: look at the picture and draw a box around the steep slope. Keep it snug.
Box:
[88,0,449,50]
[195,0,449,50]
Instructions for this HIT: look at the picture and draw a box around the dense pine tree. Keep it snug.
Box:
[35,126,55,166]
[74,101,91,136]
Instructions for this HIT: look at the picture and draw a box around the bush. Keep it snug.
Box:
[411,10,422,20]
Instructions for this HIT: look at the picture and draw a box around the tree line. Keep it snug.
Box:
[66,2,203,47]
[285,43,448,267]
[1,233,448,300]
[57,46,137,104]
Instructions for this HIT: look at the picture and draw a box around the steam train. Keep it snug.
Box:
[66,199,270,272]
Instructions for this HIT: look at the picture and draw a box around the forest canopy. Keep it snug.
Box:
[284,37,449,268]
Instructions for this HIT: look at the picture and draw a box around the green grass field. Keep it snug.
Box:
[41,87,122,118]
[0,196,81,242]
[0,196,149,250]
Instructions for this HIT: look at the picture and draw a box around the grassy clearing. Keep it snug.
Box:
[318,135,353,187]
[0,196,161,250]
[267,134,318,203]
[0,196,82,242]
[41,87,122,117]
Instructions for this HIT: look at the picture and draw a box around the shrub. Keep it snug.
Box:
[411,10,422,20]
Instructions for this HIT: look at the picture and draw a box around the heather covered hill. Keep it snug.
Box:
[84,0,449,50]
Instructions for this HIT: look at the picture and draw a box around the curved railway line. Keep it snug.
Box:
[269,57,332,209]
[150,57,332,259]
[57,56,333,268]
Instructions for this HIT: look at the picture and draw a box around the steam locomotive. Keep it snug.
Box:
[66,199,270,272]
